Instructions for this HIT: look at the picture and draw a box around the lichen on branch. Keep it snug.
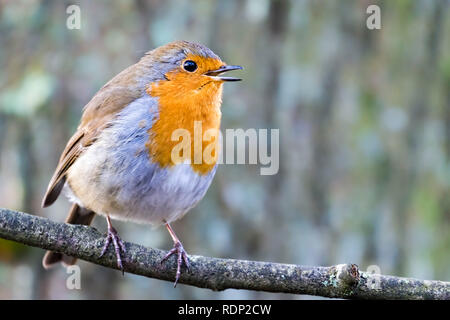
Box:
[0,208,448,299]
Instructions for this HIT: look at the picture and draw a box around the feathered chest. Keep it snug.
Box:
[146,78,223,175]
[65,94,219,224]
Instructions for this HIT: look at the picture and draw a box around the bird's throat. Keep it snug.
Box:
[146,77,223,175]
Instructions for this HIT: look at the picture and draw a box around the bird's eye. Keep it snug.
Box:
[183,60,197,72]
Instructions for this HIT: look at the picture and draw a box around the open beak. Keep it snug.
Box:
[205,65,243,82]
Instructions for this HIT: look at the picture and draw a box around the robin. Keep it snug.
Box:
[41,40,242,286]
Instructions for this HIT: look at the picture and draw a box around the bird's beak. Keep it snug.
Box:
[204,65,243,82]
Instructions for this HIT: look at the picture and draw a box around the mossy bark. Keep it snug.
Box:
[0,208,448,299]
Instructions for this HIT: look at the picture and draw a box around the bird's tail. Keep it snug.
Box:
[42,203,96,269]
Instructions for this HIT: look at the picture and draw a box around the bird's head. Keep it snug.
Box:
[144,40,242,101]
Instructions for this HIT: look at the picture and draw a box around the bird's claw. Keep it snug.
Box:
[161,241,190,287]
[100,225,126,274]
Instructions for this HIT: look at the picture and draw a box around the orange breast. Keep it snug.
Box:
[146,68,223,175]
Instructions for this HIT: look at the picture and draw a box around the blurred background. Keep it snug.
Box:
[0,0,449,299]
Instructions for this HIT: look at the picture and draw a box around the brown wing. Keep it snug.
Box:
[41,130,85,207]
[41,62,147,208]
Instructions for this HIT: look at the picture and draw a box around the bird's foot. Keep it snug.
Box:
[99,223,126,274]
[161,240,190,287]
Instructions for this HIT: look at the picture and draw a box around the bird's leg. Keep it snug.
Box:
[99,215,126,274]
[160,223,190,287]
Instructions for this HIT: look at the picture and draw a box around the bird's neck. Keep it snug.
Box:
[146,80,223,175]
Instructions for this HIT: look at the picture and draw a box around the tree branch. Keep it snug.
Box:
[0,208,448,299]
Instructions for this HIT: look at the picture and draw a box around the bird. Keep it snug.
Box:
[41,40,242,286]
